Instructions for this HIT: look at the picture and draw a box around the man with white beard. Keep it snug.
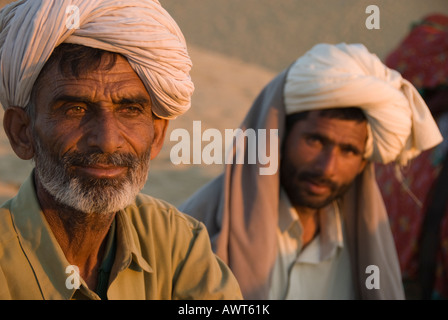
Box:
[0,0,241,300]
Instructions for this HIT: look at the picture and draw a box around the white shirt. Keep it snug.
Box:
[268,189,355,300]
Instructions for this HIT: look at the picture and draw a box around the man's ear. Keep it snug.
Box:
[3,107,35,160]
[150,117,169,160]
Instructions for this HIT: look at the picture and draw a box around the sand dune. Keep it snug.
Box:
[161,0,448,72]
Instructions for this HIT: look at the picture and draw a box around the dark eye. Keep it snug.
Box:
[119,105,143,115]
[66,105,86,116]
[340,146,360,157]
[305,135,322,147]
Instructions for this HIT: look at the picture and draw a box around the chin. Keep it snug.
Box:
[290,191,337,210]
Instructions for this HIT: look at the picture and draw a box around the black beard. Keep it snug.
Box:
[281,165,350,209]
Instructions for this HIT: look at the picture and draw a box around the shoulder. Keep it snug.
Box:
[124,193,205,239]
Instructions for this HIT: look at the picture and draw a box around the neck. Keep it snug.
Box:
[293,205,320,248]
[34,174,115,289]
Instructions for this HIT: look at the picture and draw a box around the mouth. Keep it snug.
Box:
[302,178,334,196]
[305,181,330,195]
[75,164,128,179]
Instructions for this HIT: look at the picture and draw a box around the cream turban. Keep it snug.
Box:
[284,43,443,165]
[0,0,193,119]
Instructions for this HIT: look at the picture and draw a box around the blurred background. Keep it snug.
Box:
[0,0,447,206]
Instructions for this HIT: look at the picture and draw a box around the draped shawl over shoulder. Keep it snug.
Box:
[0,0,193,119]
[180,43,443,299]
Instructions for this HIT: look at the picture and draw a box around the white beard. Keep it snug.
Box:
[33,136,150,216]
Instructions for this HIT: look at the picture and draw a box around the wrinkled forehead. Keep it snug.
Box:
[31,47,147,99]
[33,45,123,87]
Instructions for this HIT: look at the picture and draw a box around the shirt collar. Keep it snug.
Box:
[278,188,299,233]
[318,201,344,260]
[278,188,344,262]
[112,209,153,276]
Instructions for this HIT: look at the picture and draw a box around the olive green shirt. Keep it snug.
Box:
[0,173,242,300]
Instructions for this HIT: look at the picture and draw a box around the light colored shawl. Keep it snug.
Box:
[180,43,442,299]
[0,0,193,119]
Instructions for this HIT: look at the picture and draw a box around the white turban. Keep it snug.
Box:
[284,43,443,165]
[0,0,193,119]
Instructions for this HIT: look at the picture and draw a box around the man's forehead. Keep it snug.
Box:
[299,110,368,146]
[41,53,133,81]
[34,54,151,104]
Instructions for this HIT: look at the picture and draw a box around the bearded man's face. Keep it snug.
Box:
[29,53,167,215]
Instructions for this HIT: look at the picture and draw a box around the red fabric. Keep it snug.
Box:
[376,149,448,298]
[376,13,448,299]
[385,14,448,89]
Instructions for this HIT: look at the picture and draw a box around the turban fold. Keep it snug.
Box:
[284,43,443,165]
[0,0,194,119]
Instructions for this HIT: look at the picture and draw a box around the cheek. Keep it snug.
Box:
[339,158,365,184]
[114,122,156,160]
[33,119,79,157]
[286,142,318,169]
[281,147,310,179]
[127,122,155,150]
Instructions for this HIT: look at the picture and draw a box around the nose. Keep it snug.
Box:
[86,112,125,153]
[314,146,338,178]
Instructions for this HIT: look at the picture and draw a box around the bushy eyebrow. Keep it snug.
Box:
[50,94,151,108]
[116,97,151,106]
[50,94,91,107]
[304,132,364,155]
[339,142,363,155]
